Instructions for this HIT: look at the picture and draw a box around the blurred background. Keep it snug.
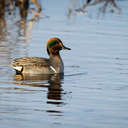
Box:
[0,0,128,128]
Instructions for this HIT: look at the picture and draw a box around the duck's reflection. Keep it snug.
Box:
[47,74,64,105]
[14,73,64,104]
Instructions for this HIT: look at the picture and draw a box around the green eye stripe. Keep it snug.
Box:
[48,40,58,49]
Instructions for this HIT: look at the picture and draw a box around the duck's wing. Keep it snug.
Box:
[10,57,50,72]
[11,57,49,66]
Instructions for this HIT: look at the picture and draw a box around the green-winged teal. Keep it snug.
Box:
[11,37,71,74]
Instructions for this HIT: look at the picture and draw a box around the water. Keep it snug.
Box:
[0,0,128,128]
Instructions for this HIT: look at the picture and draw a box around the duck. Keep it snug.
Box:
[10,37,71,75]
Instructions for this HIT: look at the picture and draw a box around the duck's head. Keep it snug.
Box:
[46,37,71,55]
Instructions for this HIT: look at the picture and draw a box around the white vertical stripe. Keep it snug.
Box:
[50,66,57,73]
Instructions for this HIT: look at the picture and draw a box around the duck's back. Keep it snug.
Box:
[11,57,51,74]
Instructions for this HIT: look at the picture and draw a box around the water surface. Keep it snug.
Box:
[0,0,128,128]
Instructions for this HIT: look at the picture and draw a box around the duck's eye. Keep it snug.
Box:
[52,46,62,51]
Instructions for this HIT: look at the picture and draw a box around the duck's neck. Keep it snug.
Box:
[49,54,64,73]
